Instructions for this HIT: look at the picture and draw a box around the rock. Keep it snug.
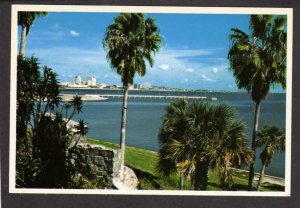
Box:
[94,156,105,166]
[113,166,139,190]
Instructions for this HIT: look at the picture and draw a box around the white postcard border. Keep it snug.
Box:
[9,4,293,196]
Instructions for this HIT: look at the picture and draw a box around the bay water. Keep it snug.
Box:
[62,89,286,178]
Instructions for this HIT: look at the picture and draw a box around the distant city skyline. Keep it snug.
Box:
[20,12,285,92]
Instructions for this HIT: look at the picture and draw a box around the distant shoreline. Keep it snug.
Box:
[59,93,108,101]
[60,87,286,94]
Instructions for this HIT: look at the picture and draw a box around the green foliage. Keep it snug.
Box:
[73,119,89,146]
[103,13,162,87]
[34,114,71,188]
[68,175,106,189]
[256,125,285,191]
[157,99,253,190]
[87,138,284,191]
[228,15,287,103]
[103,13,162,173]
[228,14,287,190]
[16,55,86,188]
[18,12,48,34]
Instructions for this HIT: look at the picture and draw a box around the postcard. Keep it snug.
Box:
[9,4,292,198]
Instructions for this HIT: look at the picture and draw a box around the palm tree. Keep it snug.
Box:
[228,15,287,190]
[18,12,48,56]
[157,99,253,190]
[157,99,188,190]
[66,95,83,124]
[73,119,89,147]
[256,125,285,190]
[103,13,161,174]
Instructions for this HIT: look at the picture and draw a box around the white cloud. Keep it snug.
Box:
[158,64,170,71]
[185,68,194,73]
[70,30,80,37]
[212,67,219,74]
[201,74,215,82]
[26,46,229,89]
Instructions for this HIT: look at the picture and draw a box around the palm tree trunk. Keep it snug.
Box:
[194,161,209,190]
[119,85,129,178]
[180,172,184,190]
[19,25,27,56]
[257,164,266,191]
[248,101,261,190]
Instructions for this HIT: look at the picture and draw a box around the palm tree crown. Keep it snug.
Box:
[73,119,89,147]
[228,15,286,103]
[18,12,48,56]
[157,99,253,190]
[18,12,48,34]
[103,13,161,86]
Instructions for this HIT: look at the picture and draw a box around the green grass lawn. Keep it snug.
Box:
[87,138,284,191]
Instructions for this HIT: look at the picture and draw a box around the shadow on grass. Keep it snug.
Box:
[262,183,285,191]
[128,166,160,190]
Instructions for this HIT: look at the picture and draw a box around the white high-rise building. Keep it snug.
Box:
[143,82,152,89]
[75,75,82,85]
[87,75,96,86]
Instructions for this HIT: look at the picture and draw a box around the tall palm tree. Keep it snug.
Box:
[228,15,287,190]
[18,12,48,56]
[157,99,253,190]
[256,125,285,190]
[103,13,161,174]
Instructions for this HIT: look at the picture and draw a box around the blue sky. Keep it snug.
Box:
[19,12,284,92]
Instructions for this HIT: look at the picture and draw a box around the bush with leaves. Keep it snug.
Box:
[16,55,87,188]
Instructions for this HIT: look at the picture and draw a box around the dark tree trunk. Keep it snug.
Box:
[194,161,209,190]
[248,101,261,190]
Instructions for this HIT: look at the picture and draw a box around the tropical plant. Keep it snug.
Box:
[256,125,285,190]
[156,99,188,190]
[65,95,83,124]
[34,113,71,188]
[157,99,253,190]
[16,56,85,187]
[228,15,287,190]
[73,119,89,147]
[103,13,162,174]
[18,11,48,56]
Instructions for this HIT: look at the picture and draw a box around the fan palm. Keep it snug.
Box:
[228,15,287,190]
[18,12,48,56]
[157,99,253,190]
[103,13,161,174]
[256,125,285,190]
[157,99,189,189]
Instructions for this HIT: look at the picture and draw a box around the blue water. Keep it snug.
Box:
[63,89,286,178]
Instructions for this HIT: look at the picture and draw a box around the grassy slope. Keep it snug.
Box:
[87,138,284,191]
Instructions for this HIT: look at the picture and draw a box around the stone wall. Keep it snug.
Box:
[69,144,121,189]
